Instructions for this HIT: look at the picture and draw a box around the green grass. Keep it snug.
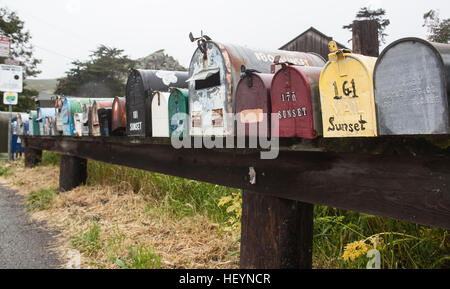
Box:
[115,245,162,269]
[0,166,12,177]
[26,188,56,211]
[72,222,102,256]
[41,151,60,166]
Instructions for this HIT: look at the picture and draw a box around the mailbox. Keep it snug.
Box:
[235,71,273,137]
[55,96,64,135]
[91,100,114,136]
[29,111,40,136]
[188,38,325,136]
[112,97,126,136]
[81,104,92,136]
[374,37,450,135]
[151,92,170,137]
[62,98,94,136]
[126,69,188,137]
[37,108,55,136]
[271,63,323,138]
[73,113,83,136]
[168,88,189,137]
[98,108,112,136]
[319,42,378,138]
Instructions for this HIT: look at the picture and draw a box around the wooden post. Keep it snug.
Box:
[24,147,42,168]
[59,155,87,192]
[352,20,379,57]
[240,190,314,269]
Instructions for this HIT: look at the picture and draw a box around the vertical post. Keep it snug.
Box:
[59,155,87,192]
[352,20,379,57]
[240,190,314,269]
[24,147,42,168]
[7,104,11,162]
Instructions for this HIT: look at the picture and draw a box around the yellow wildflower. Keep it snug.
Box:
[343,241,369,262]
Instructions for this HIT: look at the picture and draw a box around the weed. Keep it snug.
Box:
[41,151,60,166]
[26,188,56,211]
[115,245,162,269]
[71,222,102,256]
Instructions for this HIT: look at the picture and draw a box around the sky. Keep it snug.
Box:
[0,0,448,79]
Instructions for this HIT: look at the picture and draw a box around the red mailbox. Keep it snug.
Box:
[271,64,322,138]
[235,71,273,137]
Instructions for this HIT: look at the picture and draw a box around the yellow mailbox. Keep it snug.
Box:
[319,41,378,138]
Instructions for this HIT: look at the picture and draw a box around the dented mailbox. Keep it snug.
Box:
[91,100,114,136]
[188,39,325,136]
[112,97,126,136]
[319,42,378,138]
[168,88,189,137]
[125,69,188,137]
[235,71,273,137]
[271,63,323,138]
[374,37,450,135]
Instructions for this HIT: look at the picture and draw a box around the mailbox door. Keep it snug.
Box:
[235,73,272,137]
[374,38,449,135]
[152,92,170,137]
[74,113,83,136]
[271,67,319,139]
[320,54,377,138]
[169,89,189,137]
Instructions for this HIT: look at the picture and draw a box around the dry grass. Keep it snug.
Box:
[0,160,239,269]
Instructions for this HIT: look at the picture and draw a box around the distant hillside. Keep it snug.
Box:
[136,50,187,71]
[24,79,58,94]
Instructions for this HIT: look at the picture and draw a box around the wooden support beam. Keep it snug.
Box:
[240,191,314,269]
[24,147,42,168]
[59,155,87,192]
[24,136,450,230]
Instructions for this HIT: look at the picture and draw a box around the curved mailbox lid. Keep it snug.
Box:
[91,100,114,136]
[271,65,322,139]
[319,45,377,138]
[374,37,450,135]
[151,92,170,137]
[168,88,189,137]
[188,40,325,136]
[126,69,188,137]
[112,97,126,135]
[235,72,273,137]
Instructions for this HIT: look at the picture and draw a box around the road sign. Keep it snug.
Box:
[0,65,23,93]
[3,92,18,105]
[0,36,10,58]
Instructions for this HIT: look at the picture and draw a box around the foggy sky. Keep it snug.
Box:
[0,0,448,79]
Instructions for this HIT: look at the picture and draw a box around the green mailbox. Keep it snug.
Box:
[168,88,189,137]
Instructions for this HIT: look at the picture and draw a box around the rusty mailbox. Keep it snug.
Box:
[235,70,273,137]
[188,37,325,136]
[271,60,323,138]
[126,69,188,137]
[168,88,189,137]
[55,96,65,135]
[319,41,378,138]
[112,97,126,136]
[91,100,114,136]
[374,37,450,135]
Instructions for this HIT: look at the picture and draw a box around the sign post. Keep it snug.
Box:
[1,64,23,162]
[3,92,18,162]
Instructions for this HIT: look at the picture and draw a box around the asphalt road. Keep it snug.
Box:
[0,183,61,269]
